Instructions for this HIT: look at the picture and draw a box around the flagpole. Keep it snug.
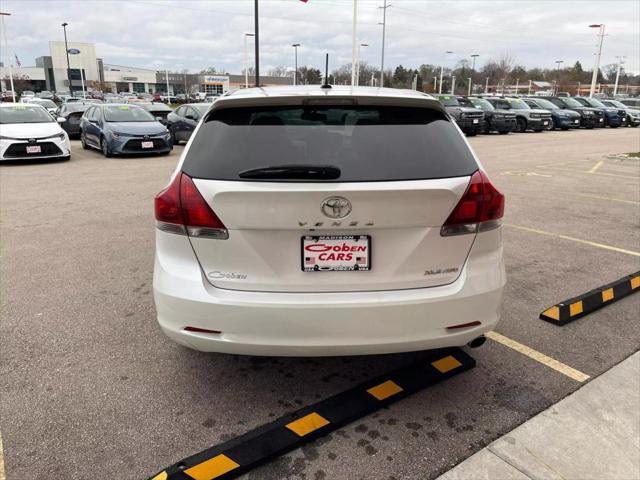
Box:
[0,12,16,101]
[351,0,357,86]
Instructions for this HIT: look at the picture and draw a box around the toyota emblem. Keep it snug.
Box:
[321,196,352,219]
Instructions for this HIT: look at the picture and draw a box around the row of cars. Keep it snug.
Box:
[434,94,640,135]
[0,99,211,161]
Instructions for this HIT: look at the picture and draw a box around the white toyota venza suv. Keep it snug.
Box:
[153,85,505,356]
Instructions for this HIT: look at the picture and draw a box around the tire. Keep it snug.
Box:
[498,130,509,135]
[170,130,178,146]
[101,137,111,158]
[515,117,527,133]
[551,118,557,130]
[80,131,89,149]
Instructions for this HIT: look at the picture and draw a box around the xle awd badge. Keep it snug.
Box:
[321,196,352,219]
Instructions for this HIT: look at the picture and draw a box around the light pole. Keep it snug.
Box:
[292,43,300,85]
[254,0,260,86]
[351,0,358,85]
[244,33,254,88]
[451,75,456,94]
[528,79,532,95]
[613,55,625,96]
[356,43,368,86]
[378,0,390,87]
[514,78,519,95]
[467,77,472,96]
[588,24,605,97]
[554,60,563,94]
[0,12,16,101]
[470,53,479,94]
[485,77,489,94]
[61,22,74,97]
[438,50,453,94]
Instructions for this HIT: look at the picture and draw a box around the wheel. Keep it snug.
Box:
[80,131,89,149]
[170,130,178,146]
[515,117,527,133]
[101,137,111,158]
[550,118,557,130]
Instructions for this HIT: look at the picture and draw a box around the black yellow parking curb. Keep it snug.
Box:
[540,271,640,326]
[148,348,475,480]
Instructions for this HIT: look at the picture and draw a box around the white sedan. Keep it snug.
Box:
[0,103,71,161]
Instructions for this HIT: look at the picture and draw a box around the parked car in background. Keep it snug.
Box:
[137,93,154,101]
[483,96,551,133]
[29,98,58,115]
[458,96,516,134]
[433,94,484,136]
[1,91,17,102]
[36,91,54,100]
[204,95,220,103]
[20,91,36,100]
[523,97,581,130]
[56,102,92,137]
[175,93,188,103]
[165,103,211,144]
[545,96,603,128]
[0,103,70,161]
[136,102,173,125]
[619,98,640,109]
[153,85,505,356]
[572,97,626,128]
[601,99,640,127]
[79,104,172,157]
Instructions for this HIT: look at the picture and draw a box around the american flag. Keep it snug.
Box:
[305,257,315,265]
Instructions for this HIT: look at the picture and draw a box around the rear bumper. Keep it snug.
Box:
[153,228,505,356]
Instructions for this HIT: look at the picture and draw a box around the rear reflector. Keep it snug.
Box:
[184,326,221,334]
[446,321,481,330]
[155,172,228,239]
[441,170,504,236]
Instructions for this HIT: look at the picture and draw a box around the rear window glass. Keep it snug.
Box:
[182,105,478,182]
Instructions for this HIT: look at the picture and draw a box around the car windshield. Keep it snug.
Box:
[192,104,211,115]
[529,98,557,109]
[469,98,494,111]
[561,97,583,108]
[507,98,529,109]
[63,104,91,113]
[36,99,57,108]
[103,105,155,122]
[582,97,606,108]
[604,100,625,108]
[0,105,54,124]
[183,105,478,183]
[435,95,459,107]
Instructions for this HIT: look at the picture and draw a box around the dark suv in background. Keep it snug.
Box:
[546,96,603,128]
[458,96,516,134]
[572,97,626,128]
[433,94,484,136]
[523,97,581,130]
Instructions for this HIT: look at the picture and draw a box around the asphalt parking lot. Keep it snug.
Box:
[1,128,639,480]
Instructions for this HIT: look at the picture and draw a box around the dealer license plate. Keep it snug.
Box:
[543,121,549,125]
[574,119,580,124]
[473,119,479,124]
[302,235,371,272]
[26,145,41,154]
[141,141,154,149]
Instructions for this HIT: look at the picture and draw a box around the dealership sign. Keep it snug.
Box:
[67,48,81,54]
[204,75,229,85]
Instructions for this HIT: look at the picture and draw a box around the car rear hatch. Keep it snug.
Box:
[169,96,488,293]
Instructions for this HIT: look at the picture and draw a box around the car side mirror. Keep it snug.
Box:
[56,116,66,123]
[185,114,195,120]
[155,116,163,121]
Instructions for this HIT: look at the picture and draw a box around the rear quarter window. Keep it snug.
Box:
[182,105,478,182]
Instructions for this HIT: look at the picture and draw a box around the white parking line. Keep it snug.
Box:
[588,160,604,173]
[506,224,640,257]
[570,192,640,205]
[0,431,5,480]
[486,331,590,383]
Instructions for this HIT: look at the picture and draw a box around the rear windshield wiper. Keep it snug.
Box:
[238,164,341,180]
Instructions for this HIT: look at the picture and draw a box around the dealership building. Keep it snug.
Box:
[0,41,291,94]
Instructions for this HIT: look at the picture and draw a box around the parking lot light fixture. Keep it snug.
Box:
[292,43,300,85]
[439,50,453,94]
[61,22,73,97]
[588,24,605,97]
[244,33,255,88]
[356,43,368,86]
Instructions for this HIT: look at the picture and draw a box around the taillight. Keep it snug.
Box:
[441,170,504,236]
[154,172,228,239]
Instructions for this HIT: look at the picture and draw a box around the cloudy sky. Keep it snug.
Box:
[2,0,639,76]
